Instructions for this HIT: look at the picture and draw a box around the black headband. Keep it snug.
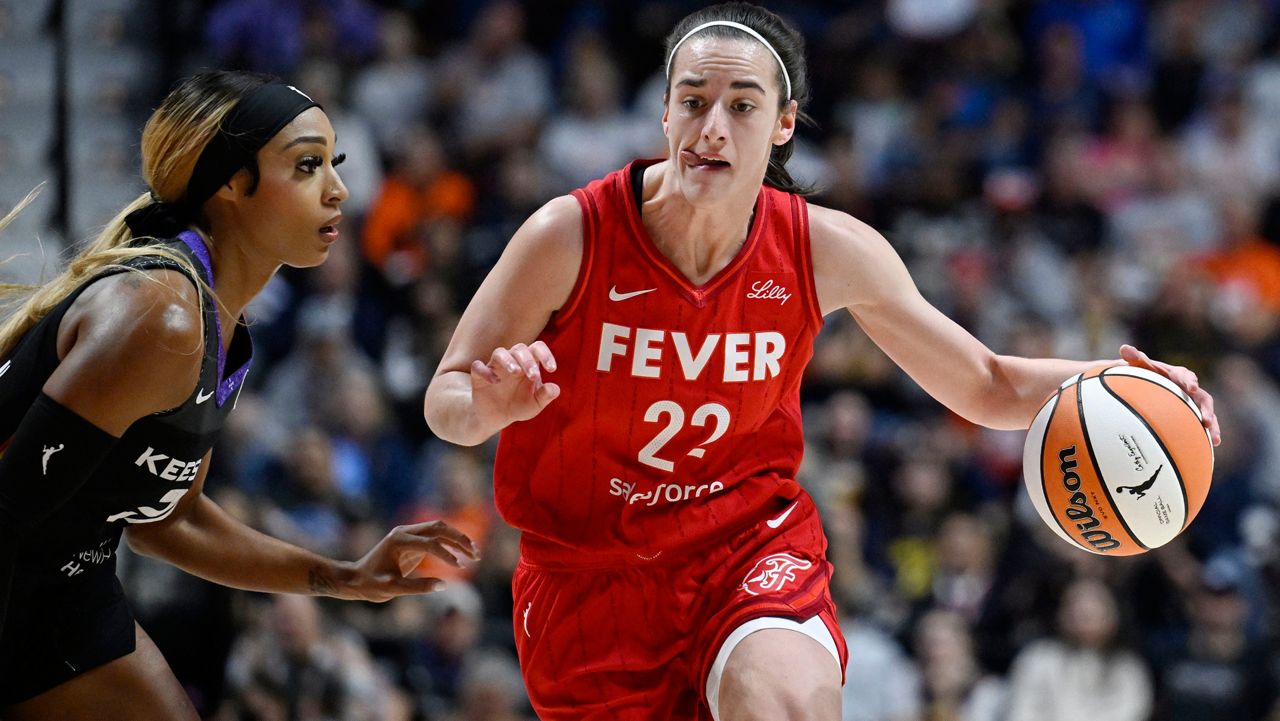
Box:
[126,82,320,239]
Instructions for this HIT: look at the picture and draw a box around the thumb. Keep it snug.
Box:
[535,382,561,408]
[1119,344,1149,367]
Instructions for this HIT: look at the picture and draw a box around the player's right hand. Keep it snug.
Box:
[470,341,560,431]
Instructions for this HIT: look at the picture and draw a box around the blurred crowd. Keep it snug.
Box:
[7,0,1280,719]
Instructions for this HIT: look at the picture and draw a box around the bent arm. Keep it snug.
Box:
[127,455,478,601]
[424,195,582,445]
[125,459,354,595]
[810,206,1112,430]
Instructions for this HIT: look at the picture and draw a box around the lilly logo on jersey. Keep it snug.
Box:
[741,552,813,596]
[746,279,791,305]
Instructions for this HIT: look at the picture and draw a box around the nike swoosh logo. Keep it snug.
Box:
[195,388,215,404]
[766,502,798,529]
[609,286,656,301]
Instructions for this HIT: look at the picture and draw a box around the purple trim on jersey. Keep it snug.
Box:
[177,230,215,285]
[176,231,252,407]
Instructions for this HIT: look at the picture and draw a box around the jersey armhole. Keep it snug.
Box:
[546,190,596,330]
[792,195,824,330]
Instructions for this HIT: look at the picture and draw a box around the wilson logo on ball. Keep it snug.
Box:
[1058,445,1120,552]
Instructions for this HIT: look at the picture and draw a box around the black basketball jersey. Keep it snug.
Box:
[0,231,251,581]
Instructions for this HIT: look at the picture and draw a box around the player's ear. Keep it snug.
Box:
[215,168,252,201]
[773,99,796,146]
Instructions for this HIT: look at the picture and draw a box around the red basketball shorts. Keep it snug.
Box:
[511,491,848,720]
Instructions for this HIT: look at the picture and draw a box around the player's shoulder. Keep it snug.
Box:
[509,195,584,264]
[806,203,896,265]
[49,265,205,422]
[67,266,204,369]
[523,194,583,239]
[806,204,883,247]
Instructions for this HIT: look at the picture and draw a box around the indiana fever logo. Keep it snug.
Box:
[741,553,813,596]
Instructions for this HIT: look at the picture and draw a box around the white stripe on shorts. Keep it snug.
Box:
[704,615,842,721]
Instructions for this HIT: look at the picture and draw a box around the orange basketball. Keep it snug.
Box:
[1022,366,1214,555]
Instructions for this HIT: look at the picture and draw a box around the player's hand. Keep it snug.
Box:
[336,521,479,602]
[470,341,560,432]
[1120,344,1221,446]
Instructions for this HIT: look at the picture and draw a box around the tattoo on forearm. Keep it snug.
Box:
[308,566,338,595]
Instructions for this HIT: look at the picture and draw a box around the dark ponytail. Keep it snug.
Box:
[664,2,813,195]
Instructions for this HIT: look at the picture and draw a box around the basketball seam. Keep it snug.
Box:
[1038,391,1085,551]
[1099,375,1191,531]
[1077,378,1148,551]
[1102,368,1200,421]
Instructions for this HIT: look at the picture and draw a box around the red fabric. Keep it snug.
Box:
[494,160,824,564]
[511,491,848,721]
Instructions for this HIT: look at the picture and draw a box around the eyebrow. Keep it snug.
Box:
[675,77,766,94]
[283,135,328,149]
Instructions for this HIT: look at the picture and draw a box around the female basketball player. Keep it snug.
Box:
[0,71,477,719]
[424,4,1220,720]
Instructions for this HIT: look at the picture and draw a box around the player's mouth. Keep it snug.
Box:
[681,149,731,171]
[319,214,342,243]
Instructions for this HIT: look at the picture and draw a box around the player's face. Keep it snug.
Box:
[663,36,796,207]
[228,107,347,268]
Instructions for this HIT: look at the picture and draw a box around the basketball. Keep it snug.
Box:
[1023,366,1214,556]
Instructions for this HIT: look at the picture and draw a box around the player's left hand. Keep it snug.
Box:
[337,521,480,602]
[1120,344,1221,446]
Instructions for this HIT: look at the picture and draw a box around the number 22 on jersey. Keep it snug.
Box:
[638,400,731,472]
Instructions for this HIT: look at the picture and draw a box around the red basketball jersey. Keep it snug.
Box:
[494,160,823,564]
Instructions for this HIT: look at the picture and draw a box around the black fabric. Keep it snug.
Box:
[631,160,645,212]
[126,82,319,239]
[0,568,136,706]
[0,394,118,632]
[184,82,319,209]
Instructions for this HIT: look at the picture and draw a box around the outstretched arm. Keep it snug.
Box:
[125,459,478,601]
[808,205,1220,443]
[424,195,583,446]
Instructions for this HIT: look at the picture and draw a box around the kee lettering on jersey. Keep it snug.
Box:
[134,446,202,483]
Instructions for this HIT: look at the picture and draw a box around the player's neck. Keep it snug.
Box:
[202,232,277,330]
[642,165,756,285]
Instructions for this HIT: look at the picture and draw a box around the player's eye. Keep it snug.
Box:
[298,156,323,174]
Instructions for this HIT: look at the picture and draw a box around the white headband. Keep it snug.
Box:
[665,20,792,101]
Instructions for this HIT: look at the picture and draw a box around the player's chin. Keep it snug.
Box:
[286,243,332,268]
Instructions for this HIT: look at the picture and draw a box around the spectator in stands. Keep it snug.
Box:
[351,10,435,152]
[362,126,475,285]
[435,0,552,162]
[1005,577,1153,721]
[205,0,380,75]
[1151,555,1276,721]
[222,594,397,720]
[913,608,1007,721]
